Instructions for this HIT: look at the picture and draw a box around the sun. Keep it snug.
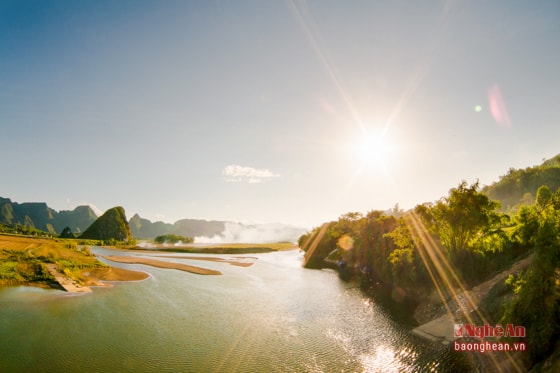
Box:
[353,132,394,169]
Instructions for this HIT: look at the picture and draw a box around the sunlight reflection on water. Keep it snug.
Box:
[0,249,473,372]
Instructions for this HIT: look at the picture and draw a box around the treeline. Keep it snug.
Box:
[154,234,194,244]
[0,222,55,238]
[299,181,560,366]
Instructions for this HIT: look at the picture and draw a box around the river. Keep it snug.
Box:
[0,248,475,372]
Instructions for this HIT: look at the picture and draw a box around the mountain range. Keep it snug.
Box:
[0,197,306,242]
[128,214,226,239]
[0,197,97,235]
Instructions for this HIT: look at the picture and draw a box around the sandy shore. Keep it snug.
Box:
[103,256,223,275]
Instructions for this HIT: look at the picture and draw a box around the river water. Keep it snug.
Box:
[0,249,474,372]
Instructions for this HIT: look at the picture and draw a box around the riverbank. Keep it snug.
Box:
[412,253,535,340]
[410,254,535,372]
[413,254,534,342]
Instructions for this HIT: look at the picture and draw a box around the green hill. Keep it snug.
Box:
[80,206,133,242]
[483,153,560,211]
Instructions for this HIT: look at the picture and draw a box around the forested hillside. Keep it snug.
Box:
[483,153,560,211]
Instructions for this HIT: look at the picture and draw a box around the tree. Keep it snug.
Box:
[330,212,364,238]
[385,218,418,288]
[154,234,193,244]
[416,181,502,255]
[59,226,76,239]
[536,185,553,211]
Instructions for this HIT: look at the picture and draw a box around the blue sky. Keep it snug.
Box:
[2,0,559,228]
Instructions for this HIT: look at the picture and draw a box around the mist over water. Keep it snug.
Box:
[194,222,306,243]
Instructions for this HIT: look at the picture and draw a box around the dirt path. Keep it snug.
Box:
[412,254,534,344]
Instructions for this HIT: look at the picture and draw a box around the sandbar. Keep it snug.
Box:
[103,256,222,275]
[157,255,256,267]
[83,266,149,285]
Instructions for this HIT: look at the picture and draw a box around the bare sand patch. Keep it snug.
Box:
[102,256,222,275]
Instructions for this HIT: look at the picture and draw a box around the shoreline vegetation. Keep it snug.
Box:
[299,180,560,370]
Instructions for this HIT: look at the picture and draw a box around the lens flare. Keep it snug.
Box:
[488,84,511,127]
[337,235,354,251]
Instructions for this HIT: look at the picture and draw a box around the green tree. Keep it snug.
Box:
[385,218,418,288]
[415,181,502,255]
[154,234,193,244]
[536,185,553,211]
[512,205,539,249]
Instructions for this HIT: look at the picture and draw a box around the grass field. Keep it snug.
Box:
[0,234,105,288]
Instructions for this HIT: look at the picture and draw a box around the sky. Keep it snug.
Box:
[1,0,560,229]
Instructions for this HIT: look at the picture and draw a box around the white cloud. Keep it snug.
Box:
[222,164,280,183]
